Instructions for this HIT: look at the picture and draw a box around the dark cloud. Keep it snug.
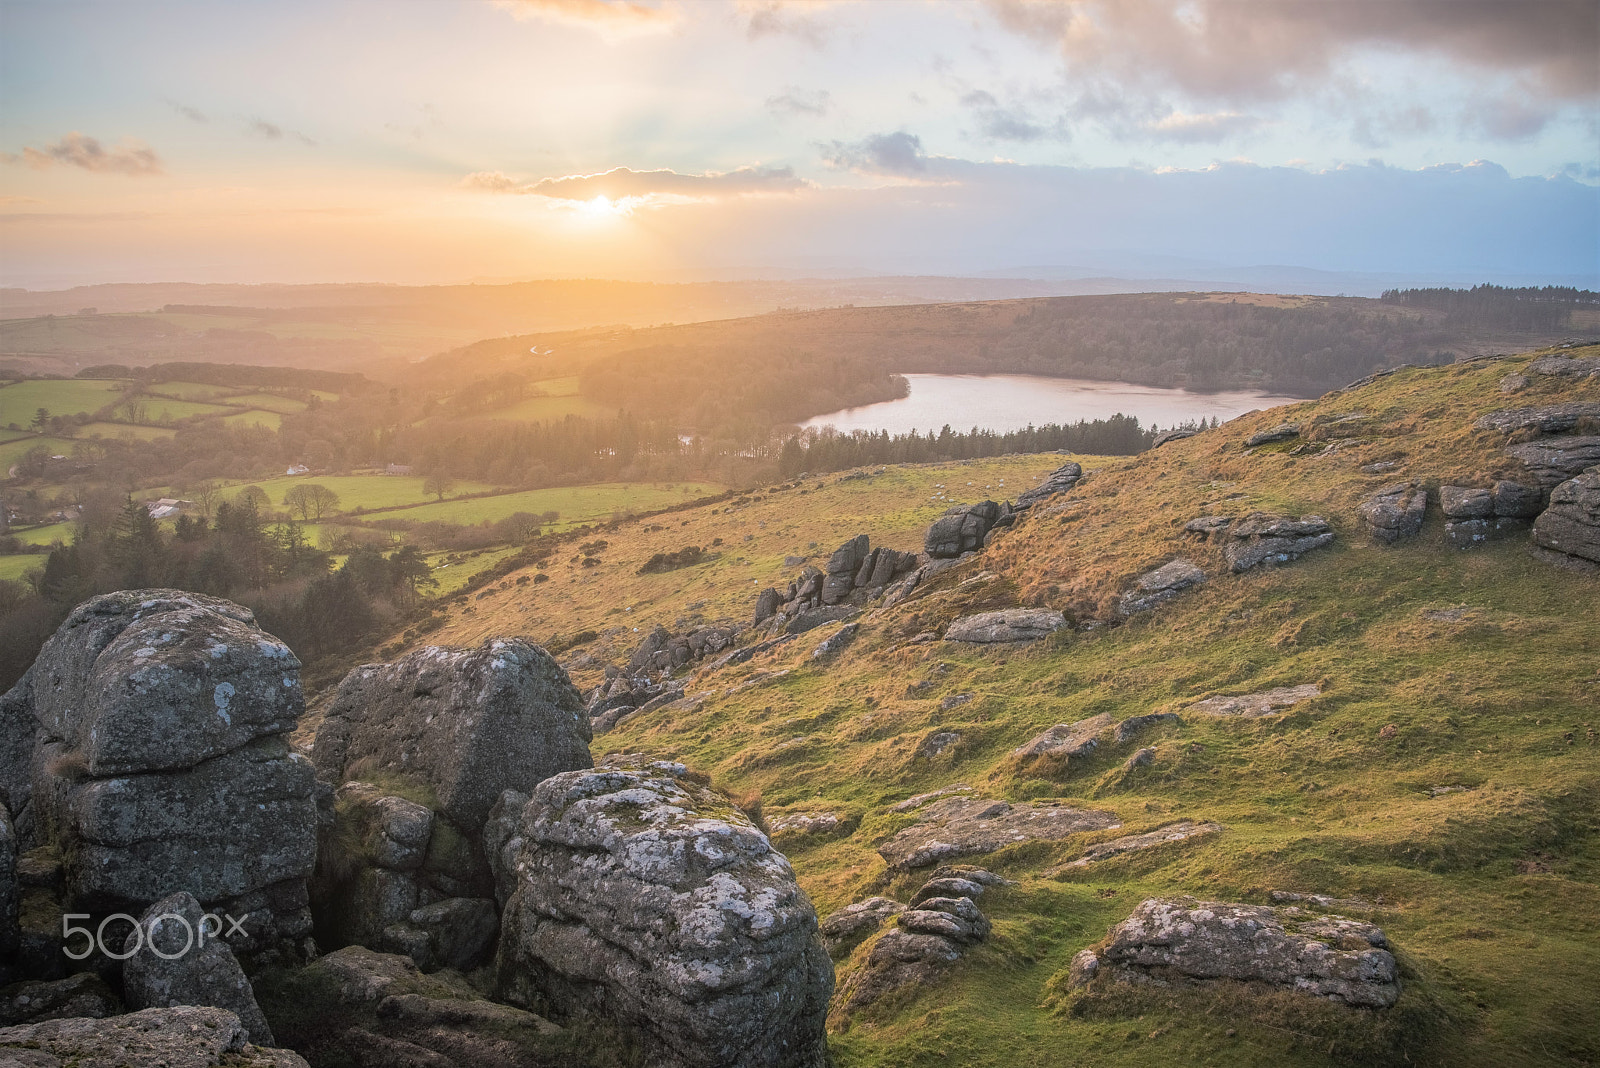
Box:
[2,132,162,176]
[766,86,831,117]
[462,164,807,200]
[1466,97,1555,142]
[820,131,928,175]
[985,0,1599,102]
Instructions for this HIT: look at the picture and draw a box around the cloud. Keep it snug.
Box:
[766,87,831,118]
[1138,110,1262,143]
[2,132,162,176]
[741,1,832,47]
[492,0,677,36]
[168,100,208,123]
[984,0,1599,103]
[820,131,928,175]
[1465,97,1554,143]
[462,164,807,200]
[958,90,1067,143]
[245,117,316,145]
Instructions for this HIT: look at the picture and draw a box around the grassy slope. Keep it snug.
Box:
[361,347,1596,1067]
[0,379,126,425]
[373,480,725,527]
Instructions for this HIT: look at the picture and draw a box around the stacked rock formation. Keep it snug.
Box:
[1,591,317,950]
[1219,513,1335,572]
[1357,483,1428,543]
[1532,470,1600,569]
[494,755,833,1068]
[925,502,1011,557]
[751,534,919,631]
[1441,482,1544,547]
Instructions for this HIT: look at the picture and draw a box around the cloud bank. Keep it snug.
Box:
[462,164,807,200]
[2,133,163,176]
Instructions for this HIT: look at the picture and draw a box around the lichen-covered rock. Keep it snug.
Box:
[483,788,530,909]
[1183,515,1235,541]
[878,794,1121,871]
[1120,559,1206,613]
[1244,423,1301,447]
[397,896,500,973]
[1013,461,1083,509]
[1056,821,1223,870]
[811,622,860,660]
[822,534,871,605]
[1070,897,1400,1008]
[0,683,37,825]
[1528,354,1600,379]
[820,897,903,958]
[0,1005,308,1068]
[312,638,592,835]
[0,803,15,981]
[1224,514,1334,572]
[1357,483,1427,543]
[122,891,274,1046]
[0,972,121,1026]
[495,755,832,1068]
[943,607,1066,643]
[1532,470,1600,569]
[1012,713,1113,763]
[16,592,316,934]
[925,501,1006,558]
[1113,713,1180,745]
[1185,684,1320,717]
[1504,436,1600,489]
[767,811,846,842]
[1474,402,1600,434]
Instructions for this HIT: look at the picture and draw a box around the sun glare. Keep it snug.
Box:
[576,194,635,218]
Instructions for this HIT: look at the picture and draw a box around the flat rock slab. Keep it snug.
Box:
[1528,355,1600,378]
[0,1006,306,1068]
[1055,821,1222,870]
[1224,514,1334,573]
[1121,559,1206,614]
[1503,436,1600,489]
[944,608,1067,644]
[1012,712,1113,761]
[1070,897,1399,1008]
[1244,424,1301,447]
[1185,684,1321,717]
[1475,402,1600,434]
[878,795,1121,871]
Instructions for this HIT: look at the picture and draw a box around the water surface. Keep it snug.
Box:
[800,374,1308,435]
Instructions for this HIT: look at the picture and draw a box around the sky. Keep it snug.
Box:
[0,0,1596,288]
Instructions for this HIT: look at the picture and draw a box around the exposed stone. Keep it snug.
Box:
[767,812,846,841]
[1122,748,1156,771]
[1224,513,1334,572]
[1493,479,1543,518]
[313,638,592,835]
[1186,684,1320,717]
[1504,436,1600,489]
[495,755,832,1068]
[785,605,859,635]
[1152,429,1198,448]
[822,534,871,605]
[1357,482,1427,543]
[1499,372,1531,392]
[482,788,529,909]
[0,804,15,982]
[1012,713,1113,763]
[1113,713,1180,745]
[1013,462,1083,509]
[925,501,1005,557]
[0,683,37,825]
[397,896,500,972]
[752,588,782,625]
[122,891,273,1046]
[1055,821,1223,870]
[878,794,1121,871]
[944,607,1066,644]
[1528,354,1600,378]
[1441,486,1493,519]
[888,784,972,813]
[913,732,962,761]
[1475,402,1600,435]
[1183,515,1235,540]
[939,692,973,711]
[1269,890,1382,911]
[1244,423,1301,447]
[0,1005,306,1068]
[1120,559,1206,613]
[1532,471,1600,568]
[1070,897,1399,1008]
[820,897,904,958]
[0,973,120,1026]
[811,622,860,660]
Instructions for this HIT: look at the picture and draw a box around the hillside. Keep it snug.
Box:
[372,343,1600,1067]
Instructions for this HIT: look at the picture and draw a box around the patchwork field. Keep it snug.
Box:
[374,480,726,528]
[0,378,126,426]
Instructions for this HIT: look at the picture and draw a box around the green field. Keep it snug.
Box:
[226,392,309,414]
[115,397,237,423]
[484,393,612,422]
[78,421,175,441]
[0,555,43,583]
[222,409,283,430]
[7,521,73,547]
[0,435,79,469]
[226,473,500,514]
[0,379,126,428]
[374,480,723,527]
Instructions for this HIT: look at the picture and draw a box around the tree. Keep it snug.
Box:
[423,473,455,501]
[235,485,271,514]
[283,483,340,521]
[190,480,220,518]
[31,408,49,433]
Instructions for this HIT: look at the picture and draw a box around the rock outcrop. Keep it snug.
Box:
[811,622,860,659]
[1012,461,1083,510]
[1439,481,1542,547]
[1528,354,1600,379]
[0,972,120,1026]
[1532,470,1600,569]
[1186,684,1320,717]
[832,867,1003,1018]
[1503,436,1600,489]
[925,501,1010,557]
[625,622,741,674]
[1223,513,1334,572]
[878,793,1121,871]
[313,638,592,835]
[1113,712,1180,744]
[1012,713,1112,767]
[751,536,918,630]
[1244,423,1301,447]
[495,755,832,1068]
[0,1005,307,1068]
[122,891,274,1046]
[1120,559,1206,614]
[1068,897,1400,1009]
[12,591,316,944]
[819,896,904,958]
[944,607,1067,643]
[1357,482,1427,543]
[1055,821,1223,870]
[0,803,15,984]
[1473,402,1600,435]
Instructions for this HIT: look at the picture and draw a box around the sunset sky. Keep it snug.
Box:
[1,0,1595,287]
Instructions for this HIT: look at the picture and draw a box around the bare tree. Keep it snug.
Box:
[423,472,455,501]
[283,483,341,521]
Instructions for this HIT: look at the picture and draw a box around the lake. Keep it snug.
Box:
[799,374,1309,435]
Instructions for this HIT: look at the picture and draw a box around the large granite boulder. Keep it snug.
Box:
[1224,513,1334,572]
[122,891,274,1046]
[1068,897,1400,1009]
[878,793,1121,871]
[312,638,592,835]
[822,534,871,605]
[1503,436,1600,489]
[495,755,832,1068]
[1120,559,1206,614]
[925,501,1006,558]
[17,591,316,940]
[0,972,121,1026]
[1532,471,1600,569]
[1357,483,1427,543]
[0,1005,307,1068]
[944,607,1067,643]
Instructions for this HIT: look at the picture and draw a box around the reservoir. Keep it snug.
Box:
[800,374,1309,435]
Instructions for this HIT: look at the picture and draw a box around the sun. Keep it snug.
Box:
[575,194,636,219]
